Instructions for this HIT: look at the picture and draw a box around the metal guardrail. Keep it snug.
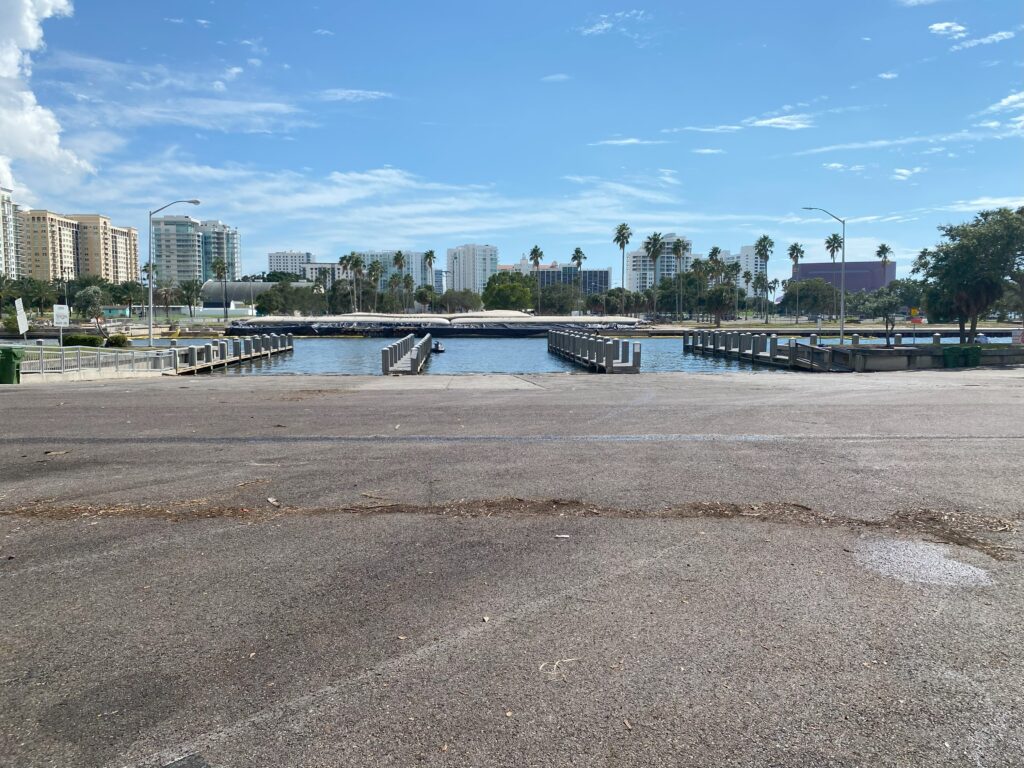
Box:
[0,343,176,376]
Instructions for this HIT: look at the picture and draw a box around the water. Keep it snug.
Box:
[138,337,786,375]
[133,334,1012,376]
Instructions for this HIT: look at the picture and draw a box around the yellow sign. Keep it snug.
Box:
[910,307,919,317]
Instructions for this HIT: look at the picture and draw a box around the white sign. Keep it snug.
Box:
[14,297,29,335]
[53,304,70,327]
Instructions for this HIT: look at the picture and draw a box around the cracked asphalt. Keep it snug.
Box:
[1,368,1022,767]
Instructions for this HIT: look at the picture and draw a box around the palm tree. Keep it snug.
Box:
[725,261,742,321]
[155,281,178,322]
[752,272,768,322]
[787,242,805,323]
[403,273,414,310]
[350,254,366,312]
[423,250,436,295]
[571,247,586,311]
[754,235,774,322]
[529,245,543,313]
[691,258,708,322]
[742,270,753,320]
[366,260,383,312]
[392,251,407,311]
[671,238,688,318]
[876,243,893,271]
[825,233,843,320]
[769,278,780,320]
[613,223,632,292]
[707,247,723,287]
[210,256,228,322]
[642,233,664,317]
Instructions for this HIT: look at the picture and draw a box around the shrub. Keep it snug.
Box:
[105,333,130,348]
[62,333,104,347]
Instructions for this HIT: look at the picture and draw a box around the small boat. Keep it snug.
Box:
[432,341,446,353]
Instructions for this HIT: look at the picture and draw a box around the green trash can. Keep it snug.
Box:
[0,347,24,384]
[964,345,982,367]
[942,346,964,368]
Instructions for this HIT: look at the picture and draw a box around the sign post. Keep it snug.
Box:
[53,304,70,347]
[14,298,29,339]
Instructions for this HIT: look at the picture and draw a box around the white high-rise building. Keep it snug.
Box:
[356,250,435,291]
[199,220,241,281]
[723,245,765,296]
[433,268,448,294]
[625,233,692,292]
[0,187,22,280]
[152,215,203,285]
[268,251,316,275]
[447,244,498,294]
[300,262,346,288]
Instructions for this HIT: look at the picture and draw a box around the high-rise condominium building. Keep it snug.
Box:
[68,214,139,284]
[19,210,80,283]
[433,268,448,294]
[354,250,435,291]
[0,187,23,280]
[268,251,316,274]
[447,244,498,294]
[152,216,241,284]
[199,220,241,281]
[500,256,612,296]
[717,246,765,296]
[625,233,692,292]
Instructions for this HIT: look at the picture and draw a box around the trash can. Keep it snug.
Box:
[964,345,982,367]
[942,346,965,368]
[0,347,24,384]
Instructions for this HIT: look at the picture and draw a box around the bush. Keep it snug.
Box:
[105,333,130,348]
[62,333,104,347]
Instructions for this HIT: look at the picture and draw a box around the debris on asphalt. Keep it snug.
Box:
[624,718,632,730]
[554,534,570,539]
[482,616,490,622]
[266,497,281,507]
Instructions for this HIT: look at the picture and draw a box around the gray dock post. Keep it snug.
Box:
[218,340,228,364]
[852,334,860,346]
[894,333,903,346]
[933,333,942,345]
[809,334,819,347]
[203,343,213,365]
[188,345,198,368]
[769,334,778,357]
[631,342,641,371]
[286,333,294,349]
[170,339,178,347]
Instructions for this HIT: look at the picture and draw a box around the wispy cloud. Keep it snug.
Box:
[795,124,1018,155]
[892,167,925,181]
[744,114,814,130]
[822,162,865,172]
[588,137,667,146]
[317,89,393,102]
[196,19,211,28]
[577,10,652,44]
[164,17,184,24]
[662,124,742,134]
[691,148,725,155]
[896,0,943,5]
[944,195,1024,211]
[928,22,967,39]
[951,30,1015,52]
[313,29,335,36]
[980,90,1024,114]
[540,73,570,83]
[878,72,898,80]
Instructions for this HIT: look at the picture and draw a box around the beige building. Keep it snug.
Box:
[17,209,139,283]
[69,214,140,284]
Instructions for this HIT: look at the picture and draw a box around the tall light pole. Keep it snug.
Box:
[803,206,846,345]
[148,199,200,346]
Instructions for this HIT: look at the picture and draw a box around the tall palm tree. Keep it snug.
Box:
[366,260,383,312]
[787,242,805,323]
[403,273,414,310]
[671,238,688,318]
[691,258,708,322]
[742,270,753,320]
[769,278,780,320]
[392,251,406,311]
[571,247,586,311]
[642,233,664,317]
[350,254,366,312]
[707,247,723,287]
[725,261,742,321]
[752,272,769,322]
[423,250,436,294]
[210,256,228,322]
[754,235,774,323]
[613,223,632,292]
[876,243,893,271]
[529,245,543,313]
[825,233,843,320]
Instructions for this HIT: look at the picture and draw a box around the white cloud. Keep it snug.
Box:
[588,137,667,146]
[540,73,570,82]
[211,81,226,93]
[944,195,1024,212]
[163,17,184,24]
[222,66,243,81]
[691,148,724,155]
[0,0,89,191]
[318,89,394,102]
[981,90,1024,114]
[972,121,1000,129]
[878,72,898,80]
[313,29,335,36]
[822,162,865,172]
[862,37,872,42]
[892,167,924,181]
[796,124,1020,155]
[662,124,742,134]
[196,19,211,28]
[951,30,1015,52]
[745,114,814,130]
[247,58,262,67]
[577,10,651,43]
[928,22,967,39]
[579,19,613,35]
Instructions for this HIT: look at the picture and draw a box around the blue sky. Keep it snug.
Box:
[1,0,1022,284]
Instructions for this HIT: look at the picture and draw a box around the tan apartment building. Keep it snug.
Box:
[17,210,139,284]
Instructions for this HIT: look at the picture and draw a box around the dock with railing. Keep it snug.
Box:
[382,334,432,375]
[683,330,850,372]
[547,330,641,373]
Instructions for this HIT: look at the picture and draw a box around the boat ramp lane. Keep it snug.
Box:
[381,333,433,375]
[172,333,295,375]
[547,330,641,373]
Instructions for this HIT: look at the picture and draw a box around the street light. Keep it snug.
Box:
[148,199,200,346]
[803,206,846,345]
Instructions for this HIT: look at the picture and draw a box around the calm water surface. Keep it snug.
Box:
[136,334,1010,375]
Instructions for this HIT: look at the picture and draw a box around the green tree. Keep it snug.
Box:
[114,281,145,317]
[414,284,436,310]
[787,242,805,322]
[643,232,664,316]
[863,285,903,347]
[754,234,774,322]
[691,258,708,322]
[393,251,407,311]
[825,233,843,318]
[73,285,105,327]
[570,247,586,310]
[210,256,228,322]
[613,223,632,292]
[914,207,1024,342]
[742,270,753,319]
[178,279,203,318]
[155,281,179,322]
[528,245,544,313]
[705,284,734,327]
[671,237,689,318]
[482,272,534,310]
[350,254,366,312]
[876,243,893,271]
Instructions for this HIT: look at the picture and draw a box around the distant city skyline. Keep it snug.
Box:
[1,1,1021,287]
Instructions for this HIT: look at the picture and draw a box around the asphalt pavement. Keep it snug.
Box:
[1,369,1022,767]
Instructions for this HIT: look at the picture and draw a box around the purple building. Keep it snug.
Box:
[792,261,895,292]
